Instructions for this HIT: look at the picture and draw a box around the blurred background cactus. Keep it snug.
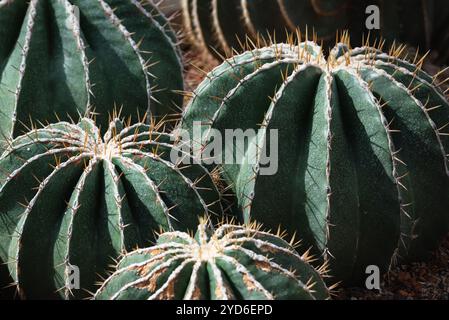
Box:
[180,0,449,65]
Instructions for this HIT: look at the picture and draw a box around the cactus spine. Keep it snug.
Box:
[180,37,449,284]
[0,0,184,153]
[0,117,224,299]
[94,221,330,300]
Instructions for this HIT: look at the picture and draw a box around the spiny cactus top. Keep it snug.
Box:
[94,221,330,300]
[182,0,449,64]
[180,38,449,284]
[0,0,183,153]
[0,117,224,299]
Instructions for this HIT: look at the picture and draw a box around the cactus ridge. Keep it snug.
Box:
[0,116,224,299]
[180,35,449,284]
[0,0,184,153]
[94,220,330,300]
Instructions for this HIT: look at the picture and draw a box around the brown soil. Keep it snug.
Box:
[337,235,449,300]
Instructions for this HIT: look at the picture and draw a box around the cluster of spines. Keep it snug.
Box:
[94,219,333,300]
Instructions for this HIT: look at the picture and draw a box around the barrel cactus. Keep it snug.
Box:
[180,39,449,285]
[0,117,224,299]
[94,221,330,300]
[0,0,183,153]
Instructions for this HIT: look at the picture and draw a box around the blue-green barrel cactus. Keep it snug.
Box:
[180,39,449,285]
[94,221,330,300]
[0,0,183,153]
[0,117,224,299]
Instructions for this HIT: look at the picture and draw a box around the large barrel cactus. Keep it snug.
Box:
[0,0,183,153]
[180,39,449,284]
[182,0,449,64]
[0,117,224,299]
[94,221,330,300]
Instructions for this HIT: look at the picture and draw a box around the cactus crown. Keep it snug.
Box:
[0,116,225,299]
[94,220,331,300]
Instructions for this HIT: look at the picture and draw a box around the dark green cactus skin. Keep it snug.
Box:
[94,222,330,300]
[182,0,449,64]
[180,42,449,285]
[0,118,224,299]
[0,0,183,153]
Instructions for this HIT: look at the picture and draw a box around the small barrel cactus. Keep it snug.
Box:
[0,117,224,299]
[94,221,330,300]
[180,38,449,284]
[0,0,183,153]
